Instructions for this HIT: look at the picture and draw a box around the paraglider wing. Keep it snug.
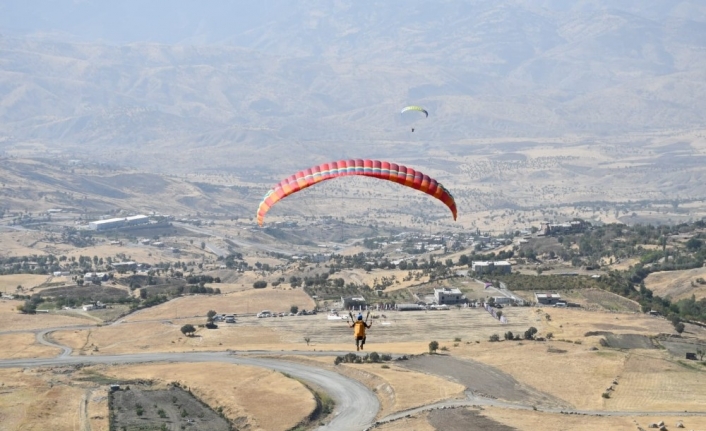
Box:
[256,159,457,226]
[400,105,429,118]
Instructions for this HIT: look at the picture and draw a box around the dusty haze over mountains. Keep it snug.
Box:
[1,1,706,225]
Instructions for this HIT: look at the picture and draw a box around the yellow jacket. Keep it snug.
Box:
[353,321,368,337]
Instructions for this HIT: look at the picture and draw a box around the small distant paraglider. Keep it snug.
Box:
[400,105,428,132]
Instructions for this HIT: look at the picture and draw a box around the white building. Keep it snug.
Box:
[471,260,512,275]
[88,215,149,231]
[434,287,465,305]
[535,292,562,305]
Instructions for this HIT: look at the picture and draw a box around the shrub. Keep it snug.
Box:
[489,334,500,342]
[504,331,514,340]
[428,340,439,354]
[601,392,611,399]
[440,346,449,351]
[453,337,462,342]
[253,280,267,289]
[524,327,538,340]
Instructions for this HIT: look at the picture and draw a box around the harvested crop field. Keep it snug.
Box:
[606,352,706,412]
[110,385,230,431]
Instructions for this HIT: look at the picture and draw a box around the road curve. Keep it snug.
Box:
[0,351,379,431]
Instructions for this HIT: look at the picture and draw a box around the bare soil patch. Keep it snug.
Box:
[585,331,658,350]
[427,408,516,431]
[110,385,230,431]
[400,354,568,409]
[658,336,706,358]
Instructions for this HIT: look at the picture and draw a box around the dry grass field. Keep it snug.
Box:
[483,407,706,431]
[644,267,706,301]
[0,333,60,359]
[0,368,87,431]
[100,362,315,431]
[123,287,316,321]
[346,362,466,414]
[0,300,93,331]
[452,341,626,410]
[62,243,183,265]
[535,307,675,342]
[0,274,50,293]
[0,230,51,257]
[606,351,706,412]
[338,268,430,292]
[51,306,531,355]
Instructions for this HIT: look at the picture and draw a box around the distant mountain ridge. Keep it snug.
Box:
[1,1,706,173]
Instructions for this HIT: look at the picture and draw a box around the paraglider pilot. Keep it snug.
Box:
[348,313,372,351]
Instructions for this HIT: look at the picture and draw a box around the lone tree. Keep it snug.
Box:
[304,337,311,346]
[206,310,217,323]
[524,327,538,340]
[181,324,196,337]
[290,305,299,314]
[675,322,685,334]
[697,347,705,361]
[428,341,439,354]
[253,280,267,289]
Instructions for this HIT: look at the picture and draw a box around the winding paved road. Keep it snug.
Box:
[0,351,379,431]
[4,323,706,430]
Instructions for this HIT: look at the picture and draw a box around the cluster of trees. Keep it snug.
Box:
[488,327,540,342]
[457,250,515,266]
[185,275,221,284]
[333,352,392,364]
